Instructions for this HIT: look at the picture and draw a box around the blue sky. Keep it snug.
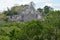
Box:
[0,0,60,12]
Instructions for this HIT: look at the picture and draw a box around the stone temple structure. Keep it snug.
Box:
[8,3,42,22]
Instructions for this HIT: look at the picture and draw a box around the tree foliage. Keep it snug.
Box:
[0,3,60,40]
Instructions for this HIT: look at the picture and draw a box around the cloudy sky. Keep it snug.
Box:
[0,0,60,12]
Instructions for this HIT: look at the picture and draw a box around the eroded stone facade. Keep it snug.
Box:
[8,4,42,22]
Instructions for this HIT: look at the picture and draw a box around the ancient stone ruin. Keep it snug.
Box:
[8,3,42,22]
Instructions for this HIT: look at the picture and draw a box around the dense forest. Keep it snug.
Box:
[0,2,60,40]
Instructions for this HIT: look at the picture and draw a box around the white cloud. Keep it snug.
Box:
[45,3,53,7]
[0,0,40,12]
[0,0,60,12]
[35,0,60,10]
[52,4,60,10]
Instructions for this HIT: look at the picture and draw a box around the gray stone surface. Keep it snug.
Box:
[8,4,42,22]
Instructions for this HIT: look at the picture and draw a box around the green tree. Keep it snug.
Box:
[21,20,43,40]
[44,6,53,14]
[37,8,43,13]
[44,11,60,40]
